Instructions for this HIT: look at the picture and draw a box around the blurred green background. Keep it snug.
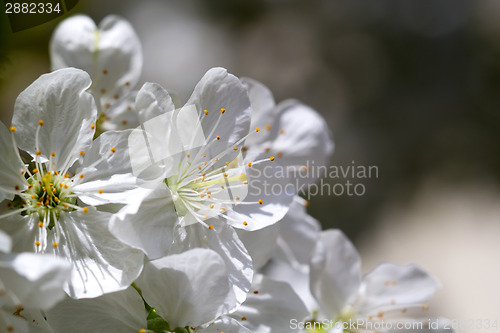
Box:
[1,0,499,330]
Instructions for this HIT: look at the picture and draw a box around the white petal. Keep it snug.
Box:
[185,67,251,157]
[235,223,280,270]
[0,213,38,253]
[54,209,144,299]
[50,15,142,110]
[47,287,147,333]
[309,230,361,319]
[73,129,140,206]
[0,310,29,333]
[169,219,253,309]
[197,317,252,333]
[245,100,334,187]
[12,68,97,171]
[100,91,139,131]
[0,230,11,253]
[262,260,319,313]
[241,77,276,136]
[227,159,295,231]
[0,252,71,310]
[357,262,441,314]
[274,197,321,267]
[231,274,309,333]
[0,123,27,202]
[109,183,178,259]
[136,248,232,329]
[135,82,175,124]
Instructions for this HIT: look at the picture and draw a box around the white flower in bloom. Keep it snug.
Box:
[0,68,144,299]
[50,14,142,132]
[0,231,71,333]
[308,229,452,332]
[47,249,252,333]
[110,68,296,305]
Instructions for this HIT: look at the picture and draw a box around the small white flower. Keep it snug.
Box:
[50,14,142,132]
[47,249,252,333]
[0,68,144,299]
[308,229,451,332]
[0,231,71,333]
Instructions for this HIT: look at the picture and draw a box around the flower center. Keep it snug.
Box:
[22,171,77,227]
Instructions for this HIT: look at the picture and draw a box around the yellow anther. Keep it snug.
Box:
[38,120,44,126]
[247,162,252,167]
[35,241,40,246]
[258,199,263,205]
[79,174,84,179]
[204,214,208,219]
[186,153,190,158]
[82,207,89,213]
[36,150,41,156]
[203,153,207,158]
[242,317,247,321]
[64,174,70,178]
[216,136,220,140]
[243,181,248,184]
[64,204,69,209]
[64,185,69,189]
[38,222,43,228]
[91,124,95,130]
[221,207,226,211]
[220,108,225,114]
[204,110,208,115]
[54,197,59,202]
[31,194,36,199]
[209,225,214,230]
[9,126,16,132]
[256,127,260,132]
[270,156,275,161]
[243,221,248,226]
[210,204,214,209]
[233,146,238,151]
[80,151,85,156]
[223,173,228,177]
[110,147,116,153]
[54,170,59,175]
[51,152,56,157]
[204,161,207,165]
[235,196,240,201]
[53,241,58,248]
[140,329,146,333]
[98,189,103,194]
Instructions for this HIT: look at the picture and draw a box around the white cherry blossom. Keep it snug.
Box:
[0,68,144,299]
[50,14,142,132]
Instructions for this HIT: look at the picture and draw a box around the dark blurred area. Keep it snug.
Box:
[1,0,499,324]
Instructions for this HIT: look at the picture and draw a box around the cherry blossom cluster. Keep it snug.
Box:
[0,15,452,333]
